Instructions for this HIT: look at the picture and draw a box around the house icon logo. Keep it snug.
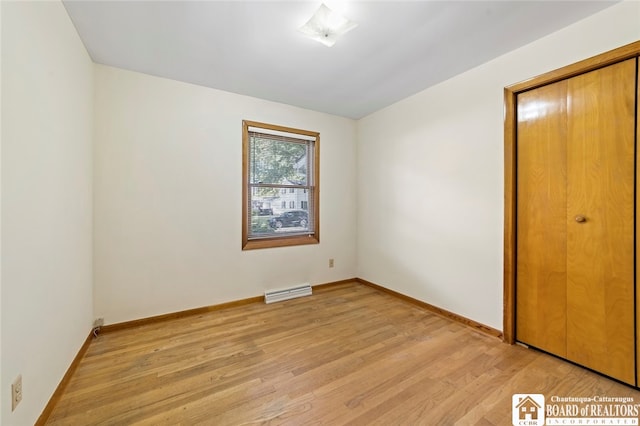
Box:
[512,394,545,425]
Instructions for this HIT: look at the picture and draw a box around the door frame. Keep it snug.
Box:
[503,40,640,344]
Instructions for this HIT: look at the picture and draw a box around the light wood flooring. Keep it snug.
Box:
[47,282,640,425]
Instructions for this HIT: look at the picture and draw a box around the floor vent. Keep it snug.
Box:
[264,284,312,304]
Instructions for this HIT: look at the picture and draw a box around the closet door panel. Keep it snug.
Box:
[636,58,640,386]
[516,80,568,356]
[566,58,636,385]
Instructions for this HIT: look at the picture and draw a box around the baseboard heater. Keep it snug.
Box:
[264,284,312,304]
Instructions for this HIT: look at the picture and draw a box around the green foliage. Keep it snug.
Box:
[253,186,279,198]
[250,137,307,186]
[251,216,275,235]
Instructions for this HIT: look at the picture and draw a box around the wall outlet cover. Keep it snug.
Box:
[12,375,22,411]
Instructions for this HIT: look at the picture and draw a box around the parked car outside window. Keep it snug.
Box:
[269,210,308,229]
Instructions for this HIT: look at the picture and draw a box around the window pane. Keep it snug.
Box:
[242,121,319,250]
[249,187,311,237]
[249,136,308,185]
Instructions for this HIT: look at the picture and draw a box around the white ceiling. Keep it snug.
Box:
[63,1,618,119]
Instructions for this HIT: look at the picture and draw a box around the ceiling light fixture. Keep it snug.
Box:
[298,3,358,47]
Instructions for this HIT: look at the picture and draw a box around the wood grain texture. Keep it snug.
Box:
[516,79,568,357]
[314,278,360,291]
[35,332,94,425]
[100,296,265,333]
[241,120,320,251]
[637,59,640,387]
[565,58,636,385]
[503,88,517,344]
[45,282,640,425]
[503,41,640,345]
[357,278,503,338]
[100,279,358,334]
[507,41,640,94]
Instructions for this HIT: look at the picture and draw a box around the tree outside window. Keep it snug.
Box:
[242,120,319,250]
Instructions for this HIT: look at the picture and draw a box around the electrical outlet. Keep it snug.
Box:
[329,258,334,268]
[93,318,104,328]
[12,375,22,411]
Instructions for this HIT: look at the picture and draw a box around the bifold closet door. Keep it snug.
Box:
[565,58,636,385]
[516,79,568,359]
[516,58,637,385]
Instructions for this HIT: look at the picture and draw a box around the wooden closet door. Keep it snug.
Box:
[516,58,637,385]
[566,58,636,385]
[516,80,568,357]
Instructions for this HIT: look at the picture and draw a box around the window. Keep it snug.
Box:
[242,120,319,250]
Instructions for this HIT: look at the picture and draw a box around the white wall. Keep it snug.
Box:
[356,1,640,331]
[1,2,94,425]
[93,65,357,324]
[0,1,636,422]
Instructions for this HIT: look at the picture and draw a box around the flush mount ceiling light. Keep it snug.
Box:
[298,3,358,47]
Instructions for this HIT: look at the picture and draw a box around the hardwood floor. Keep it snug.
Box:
[46,282,640,425]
